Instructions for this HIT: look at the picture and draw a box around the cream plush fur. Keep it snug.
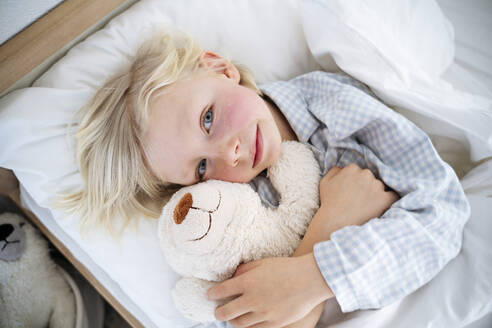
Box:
[158,141,321,322]
[0,212,76,328]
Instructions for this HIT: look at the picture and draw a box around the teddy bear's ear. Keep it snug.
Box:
[0,215,27,262]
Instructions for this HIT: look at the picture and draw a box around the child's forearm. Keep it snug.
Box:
[294,205,341,257]
[291,206,338,298]
[289,206,338,328]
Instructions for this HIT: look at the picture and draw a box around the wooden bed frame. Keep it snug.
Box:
[0,1,142,327]
[0,0,137,96]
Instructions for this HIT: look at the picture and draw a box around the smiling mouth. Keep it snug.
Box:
[253,125,263,168]
[187,191,222,241]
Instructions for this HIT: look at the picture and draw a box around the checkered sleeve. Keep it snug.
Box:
[310,77,471,312]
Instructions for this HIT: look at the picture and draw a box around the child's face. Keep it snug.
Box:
[144,71,282,186]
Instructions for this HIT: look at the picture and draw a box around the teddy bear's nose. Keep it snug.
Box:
[0,223,14,241]
[174,193,193,225]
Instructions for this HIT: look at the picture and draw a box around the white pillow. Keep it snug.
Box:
[34,0,322,91]
[300,0,492,161]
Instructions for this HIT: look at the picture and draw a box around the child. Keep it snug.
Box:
[64,31,470,327]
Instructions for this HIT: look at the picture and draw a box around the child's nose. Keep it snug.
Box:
[218,138,240,167]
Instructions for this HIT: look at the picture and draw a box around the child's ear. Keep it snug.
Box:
[198,51,240,84]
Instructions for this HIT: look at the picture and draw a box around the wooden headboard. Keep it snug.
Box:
[0,1,143,327]
[0,0,137,97]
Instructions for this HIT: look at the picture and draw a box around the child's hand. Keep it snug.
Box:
[207,253,332,328]
[282,303,325,328]
[319,164,399,232]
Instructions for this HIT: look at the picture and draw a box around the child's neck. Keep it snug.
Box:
[264,96,298,142]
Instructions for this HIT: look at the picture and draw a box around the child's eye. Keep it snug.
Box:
[197,159,207,181]
[202,107,213,132]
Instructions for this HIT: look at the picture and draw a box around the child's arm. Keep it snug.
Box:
[303,72,471,314]
[283,165,398,328]
[207,164,398,327]
[295,164,398,257]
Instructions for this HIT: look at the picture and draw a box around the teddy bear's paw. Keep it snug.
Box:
[173,277,222,323]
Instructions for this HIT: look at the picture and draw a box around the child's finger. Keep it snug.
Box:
[382,191,400,212]
[207,276,242,301]
[386,190,400,204]
[323,166,341,181]
[233,260,262,277]
[214,295,250,321]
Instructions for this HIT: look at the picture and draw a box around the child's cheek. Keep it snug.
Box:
[213,166,250,183]
[222,91,256,132]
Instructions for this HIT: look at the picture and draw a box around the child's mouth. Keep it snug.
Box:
[253,125,263,168]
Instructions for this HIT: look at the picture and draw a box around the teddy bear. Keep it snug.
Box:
[158,141,322,322]
[0,211,76,328]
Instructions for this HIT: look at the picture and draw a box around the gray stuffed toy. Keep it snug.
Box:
[0,211,76,328]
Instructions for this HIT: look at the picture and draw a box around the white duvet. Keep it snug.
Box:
[0,0,491,327]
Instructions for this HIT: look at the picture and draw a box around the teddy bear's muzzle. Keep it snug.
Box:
[170,189,224,243]
[0,220,26,261]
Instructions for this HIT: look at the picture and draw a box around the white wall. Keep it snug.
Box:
[0,0,65,45]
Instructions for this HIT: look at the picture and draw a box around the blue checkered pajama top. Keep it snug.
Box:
[251,71,470,312]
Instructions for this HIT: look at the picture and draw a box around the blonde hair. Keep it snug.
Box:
[58,31,260,233]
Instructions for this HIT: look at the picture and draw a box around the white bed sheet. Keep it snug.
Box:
[1,0,491,327]
[439,0,492,96]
